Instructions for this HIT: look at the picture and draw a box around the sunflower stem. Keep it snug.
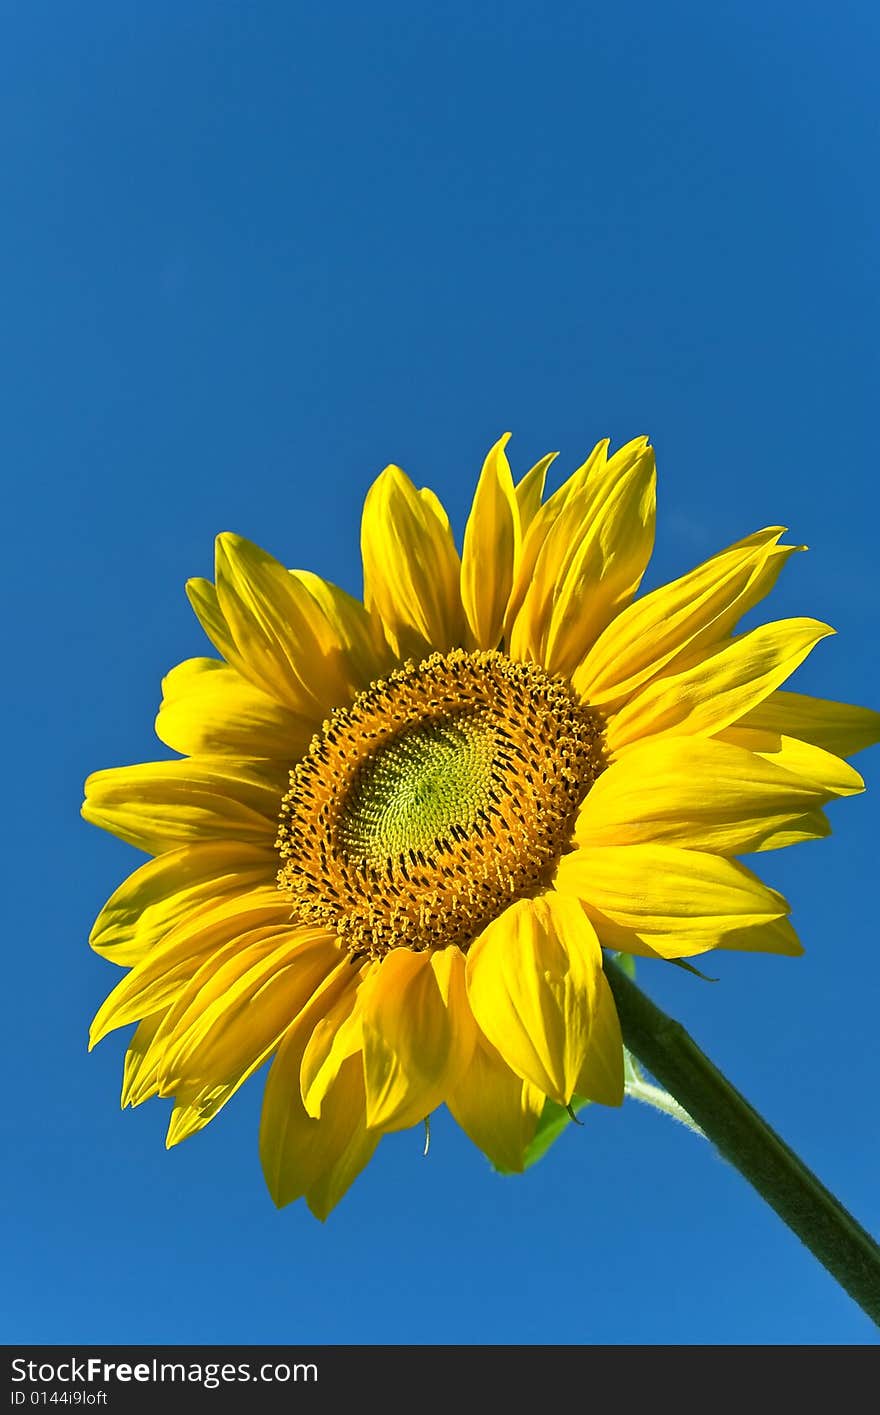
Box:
[605,958,880,1326]
[623,1075,705,1136]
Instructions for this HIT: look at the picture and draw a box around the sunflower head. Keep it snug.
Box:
[82,432,878,1218]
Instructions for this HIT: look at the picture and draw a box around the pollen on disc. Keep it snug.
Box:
[276,649,606,960]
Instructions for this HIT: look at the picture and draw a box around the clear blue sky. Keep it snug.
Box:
[3,2,878,1345]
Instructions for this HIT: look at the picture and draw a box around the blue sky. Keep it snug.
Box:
[2,2,878,1345]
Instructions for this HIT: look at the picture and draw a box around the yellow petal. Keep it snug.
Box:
[81,756,285,855]
[215,533,361,716]
[302,1071,380,1219]
[446,1035,545,1173]
[290,570,392,685]
[163,951,349,1146]
[572,527,800,706]
[555,844,791,959]
[465,893,602,1106]
[664,541,804,670]
[156,657,316,760]
[503,441,607,639]
[185,576,238,662]
[89,887,291,1047]
[738,814,831,850]
[510,439,656,676]
[716,727,865,797]
[89,840,277,966]
[598,914,803,962]
[300,975,367,1119]
[733,689,880,758]
[157,928,340,1093]
[607,618,834,751]
[575,735,840,855]
[164,1081,238,1147]
[514,452,557,533]
[460,434,520,650]
[361,945,476,1131]
[713,915,803,956]
[575,971,624,1105]
[121,1012,166,1108]
[543,441,656,675]
[361,465,464,660]
[260,994,379,1216]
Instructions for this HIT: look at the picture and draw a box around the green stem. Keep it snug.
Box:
[624,1074,704,1135]
[605,957,880,1327]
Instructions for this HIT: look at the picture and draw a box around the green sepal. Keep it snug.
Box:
[668,957,718,982]
[491,1093,591,1173]
[523,1094,591,1169]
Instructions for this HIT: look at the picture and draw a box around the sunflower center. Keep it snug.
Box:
[338,715,497,864]
[276,649,605,959]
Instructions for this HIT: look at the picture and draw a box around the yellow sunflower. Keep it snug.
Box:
[83,434,879,1218]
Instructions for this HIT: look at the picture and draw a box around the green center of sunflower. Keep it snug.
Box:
[276,649,606,959]
[337,715,497,864]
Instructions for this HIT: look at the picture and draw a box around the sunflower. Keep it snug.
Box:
[83,434,879,1218]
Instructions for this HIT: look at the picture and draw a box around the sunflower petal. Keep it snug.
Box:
[575,736,842,855]
[301,1078,380,1218]
[121,1012,166,1108]
[466,893,602,1106]
[607,618,834,751]
[157,928,340,1091]
[300,977,366,1119]
[215,533,362,717]
[716,727,865,796]
[510,439,656,675]
[460,434,520,650]
[185,577,238,662]
[361,945,475,1131]
[503,442,608,639]
[446,1035,545,1173]
[663,542,805,670]
[744,812,831,850]
[592,915,803,962]
[290,571,392,686]
[733,689,880,758]
[260,998,378,1216]
[163,951,349,1146]
[82,757,285,855]
[555,844,791,959]
[575,972,624,1105]
[88,888,291,1047]
[88,840,277,966]
[514,452,556,533]
[572,528,799,706]
[156,658,316,760]
[715,915,803,956]
[361,465,464,660]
